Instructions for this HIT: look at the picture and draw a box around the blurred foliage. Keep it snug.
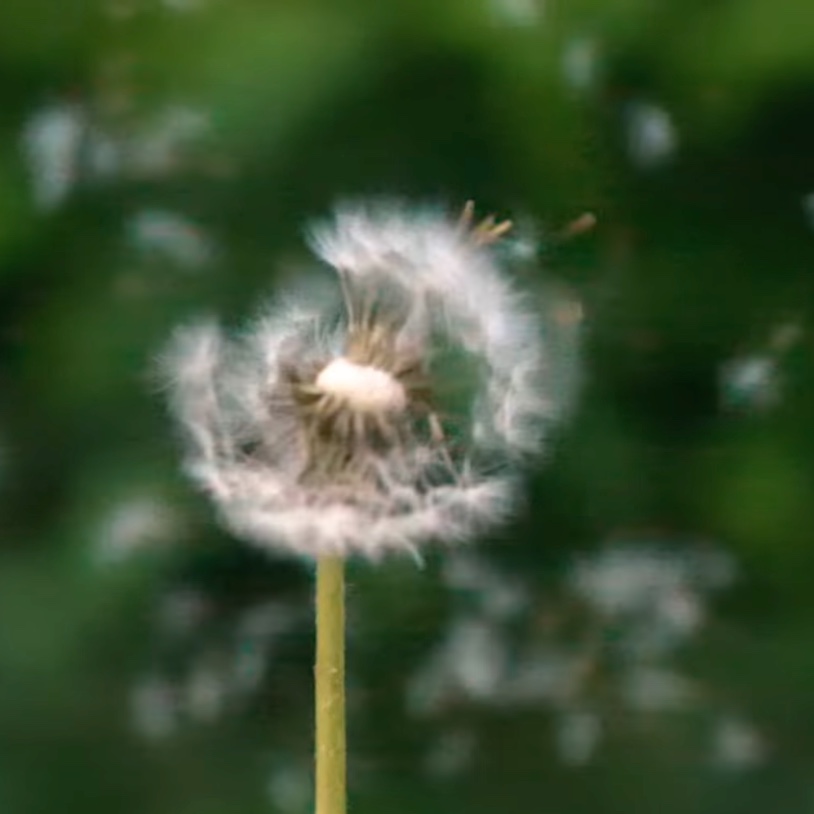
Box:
[3,1,814,813]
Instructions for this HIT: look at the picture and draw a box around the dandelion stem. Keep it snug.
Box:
[315,555,346,814]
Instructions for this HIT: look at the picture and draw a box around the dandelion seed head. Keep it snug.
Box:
[163,201,564,559]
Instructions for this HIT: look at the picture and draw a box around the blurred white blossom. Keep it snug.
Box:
[93,494,182,565]
[620,665,697,713]
[501,648,588,706]
[720,354,780,412]
[424,728,478,778]
[130,674,179,740]
[625,101,678,168]
[126,208,215,270]
[184,659,229,723]
[488,0,543,26]
[411,537,739,768]
[89,104,212,180]
[408,616,509,714]
[266,760,311,813]
[21,92,217,214]
[571,542,734,624]
[556,710,602,766]
[443,551,530,620]
[130,596,305,738]
[21,101,86,211]
[562,37,601,93]
[156,588,212,638]
[711,715,767,770]
[720,321,803,414]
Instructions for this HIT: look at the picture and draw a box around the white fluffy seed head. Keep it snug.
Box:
[315,357,408,413]
[162,201,574,561]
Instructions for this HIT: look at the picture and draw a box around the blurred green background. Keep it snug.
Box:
[3,1,814,813]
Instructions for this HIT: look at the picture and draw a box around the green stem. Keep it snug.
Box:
[315,555,346,814]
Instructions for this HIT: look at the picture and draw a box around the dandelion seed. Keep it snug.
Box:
[556,710,602,766]
[163,202,555,560]
[711,715,767,770]
[625,101,678,168]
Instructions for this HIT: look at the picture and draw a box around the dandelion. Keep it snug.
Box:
[162,200,557,814]
[163,201,552,561]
